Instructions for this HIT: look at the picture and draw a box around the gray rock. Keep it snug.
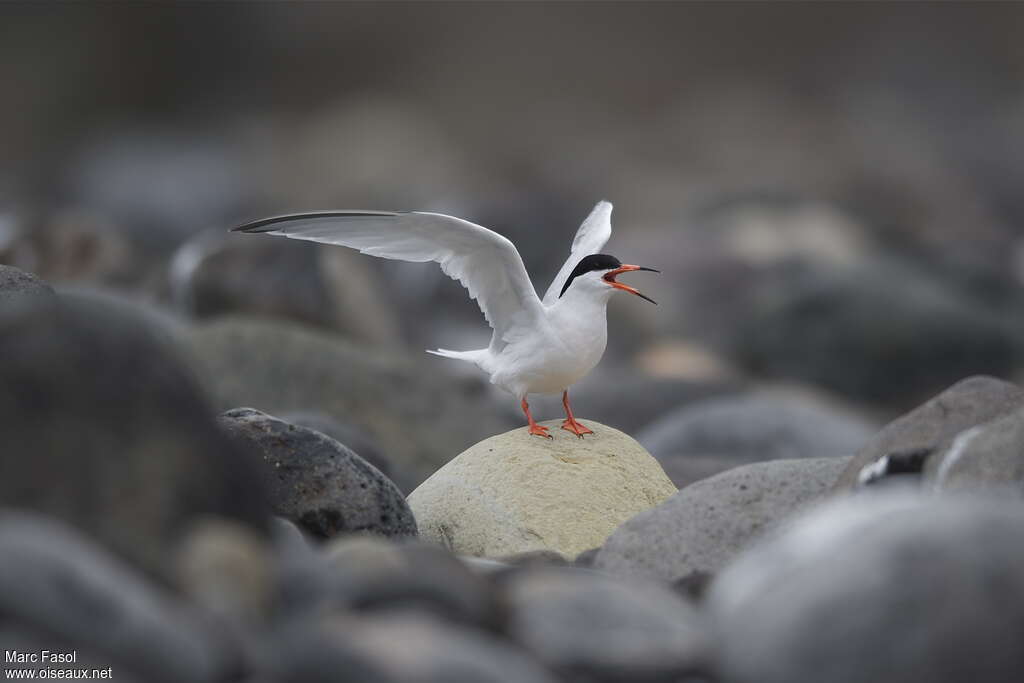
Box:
[1,212,160,294]
[332,611,560,683]
[219,408,416,539]
[323,535,495,628]
[257,619,399,683]
[707,492,1024,683]
[408,420,676,559]
[175,518,275,624]
[185,317,517,487]
[834,375,1024,491]
[170,230,402,347]
[501,567,708,682]
[926,404,1024,495]
[55,284,188,348]
[0,511,235,683]
[269,518,336,619]
[459,556,512,574]
[0,298,267,578]
[281,410,412,493]
[596,457,850,582]
[730,262,1024,408]
[637,392,874,487]
[500,550,571,568]
[573,547,601,567]
[0,264,55,303]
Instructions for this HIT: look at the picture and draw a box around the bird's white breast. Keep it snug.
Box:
[489,292,610,396]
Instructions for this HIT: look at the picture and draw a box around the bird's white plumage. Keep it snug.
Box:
[233,200,647,405]
[236,211,545,352]
[542,200,613,304]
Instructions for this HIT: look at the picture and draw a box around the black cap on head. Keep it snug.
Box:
[559,254,621,298]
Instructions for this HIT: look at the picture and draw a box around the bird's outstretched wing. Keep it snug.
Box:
[542,201,613,305]
[233,210,544,350]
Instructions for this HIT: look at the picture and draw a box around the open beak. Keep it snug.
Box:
[603,265,659,305]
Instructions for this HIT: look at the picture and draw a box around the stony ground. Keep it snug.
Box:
[3,262,1024,683]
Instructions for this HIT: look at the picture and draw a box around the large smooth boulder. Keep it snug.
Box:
[184,317,516,487]
[834,376,1024,491]
[500,567,707,682]
[408,421,677,559]
[219,408,416,539]
[0,298,267,577]
[637,392,873,487]
[706,492,1024,683]
[596,457,850,582]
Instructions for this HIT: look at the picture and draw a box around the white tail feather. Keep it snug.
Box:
[426,348,492,372]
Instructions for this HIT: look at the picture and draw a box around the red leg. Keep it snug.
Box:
[561,390,593,437]
[521,398,551,438]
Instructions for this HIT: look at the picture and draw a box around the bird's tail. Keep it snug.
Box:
[426,347,491,369]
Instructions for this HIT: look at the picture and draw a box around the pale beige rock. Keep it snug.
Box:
[408,420,677,559]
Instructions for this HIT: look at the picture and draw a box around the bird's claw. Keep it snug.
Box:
[560,419,594,438]
[528,424,552,439]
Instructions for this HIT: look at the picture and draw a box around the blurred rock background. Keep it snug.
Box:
[6,5,1024,682]
[4,1,1024,433]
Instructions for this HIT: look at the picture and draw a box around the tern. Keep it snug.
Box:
[232,201,658,438]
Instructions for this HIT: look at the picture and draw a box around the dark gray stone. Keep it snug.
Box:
[175,518,275,625]
[730,262,1024,408]
[573,547,601,567]
[596,457,850,582]
[499,550,571,568]
[323,535,495,628]
[0,265,54,303]
[281,410,411,493]
[834,375,1024,491]
[501,567,707,682]
[0,511,236,683]
[0,298,267,577]
[334,611,560,683]
[256,618,399,683]
[186,317,517,487]
[170,230,401,347]
[219,408,416,539]
[926,404,1024,495]
[55,284,188,349]
[637,392,874,487]
[269,518,336,619]
[707,492,1024,683]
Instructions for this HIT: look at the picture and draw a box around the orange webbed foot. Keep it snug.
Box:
[560,418,594,438]
[528,423,553,439]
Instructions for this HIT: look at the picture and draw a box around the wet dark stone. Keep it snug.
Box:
[219,408,417,539]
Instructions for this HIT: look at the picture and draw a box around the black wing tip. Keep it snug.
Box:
[230,210,399,233]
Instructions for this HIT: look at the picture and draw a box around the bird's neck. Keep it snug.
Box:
[547,286,612,325]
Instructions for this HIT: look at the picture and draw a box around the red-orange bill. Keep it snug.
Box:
[603,265,659,305]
